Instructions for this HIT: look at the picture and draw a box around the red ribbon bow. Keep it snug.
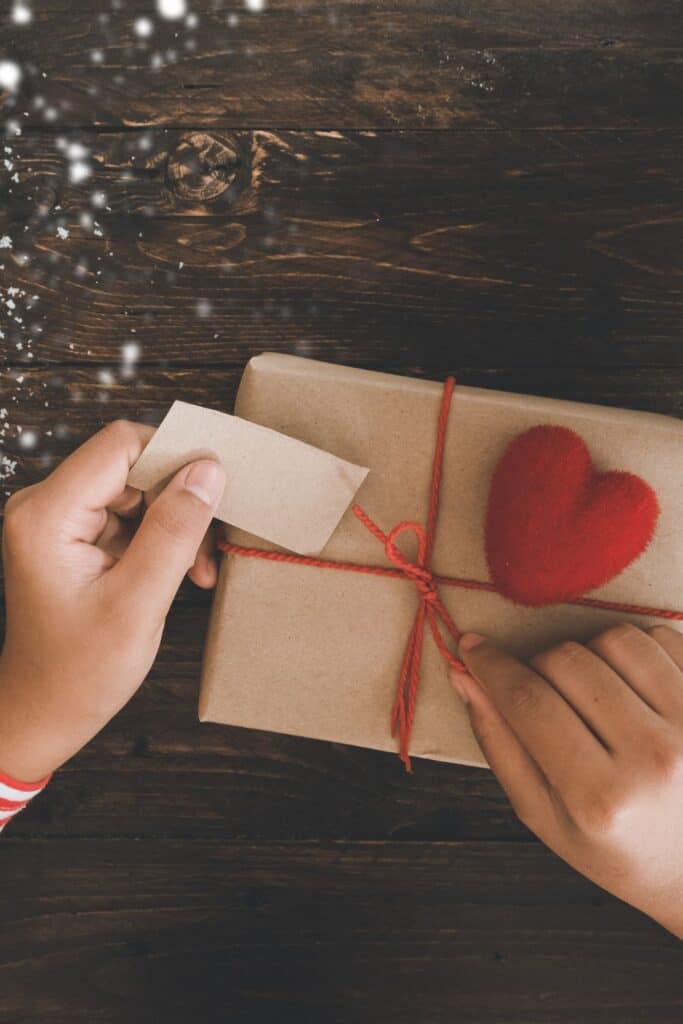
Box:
[351,508,465,769]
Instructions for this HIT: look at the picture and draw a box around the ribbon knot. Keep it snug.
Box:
[351,502,466,771]
[417,577,439,603]
[383,522,441,605]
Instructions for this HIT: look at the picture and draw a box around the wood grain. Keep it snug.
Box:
[0,838,679,1024]
[1,367,682,499]
[2,3,683,1018]
[3,1,683,129]
[2,130,683,369]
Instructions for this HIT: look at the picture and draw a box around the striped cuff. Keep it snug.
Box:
[0,769,51,833]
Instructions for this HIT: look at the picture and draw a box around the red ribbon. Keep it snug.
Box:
[219,376,683,770]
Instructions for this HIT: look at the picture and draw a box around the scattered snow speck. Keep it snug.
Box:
[196,298,212,317]
[245,0,266,10]
[90,49,105,64]
[56,226,70,240]
[91,190,107,208]
[186,12,199,27]
[69,160,92,184]
[97,369,115,386]
[134,17,154,37]
[0,236,12,249]
[122,341,141,363]
[157,0,187,19]
[66,141,88,161]
[11,1,33,25]
[0,61,22,93]
[0,455,17,484]
[18,429,38,450]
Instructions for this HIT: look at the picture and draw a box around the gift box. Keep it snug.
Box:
[199,354,683,768]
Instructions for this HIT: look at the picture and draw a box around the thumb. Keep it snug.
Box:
[112,459,225,619]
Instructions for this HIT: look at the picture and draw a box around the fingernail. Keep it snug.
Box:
[459,632,485,653]
[184,461,225,508]
[450,670,470,705]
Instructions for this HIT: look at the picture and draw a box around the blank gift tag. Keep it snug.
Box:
[128,401,369,556]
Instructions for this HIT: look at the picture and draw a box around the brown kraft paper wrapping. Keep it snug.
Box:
[199,354,683,768]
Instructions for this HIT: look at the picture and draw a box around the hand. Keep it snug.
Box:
[0,420,226,781]
[452,624,683,938]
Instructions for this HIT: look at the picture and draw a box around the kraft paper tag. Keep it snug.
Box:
[127,400,369,556]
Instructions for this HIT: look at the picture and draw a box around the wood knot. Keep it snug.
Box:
[166,132,242,203]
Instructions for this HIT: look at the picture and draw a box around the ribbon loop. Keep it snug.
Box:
[352,506,464,770]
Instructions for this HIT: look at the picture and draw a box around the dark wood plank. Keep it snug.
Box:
[1,3,681,1018]
[0,838,679,1024]
[1,365,681,501]
[3,130,683,369]
[3,1,683,129]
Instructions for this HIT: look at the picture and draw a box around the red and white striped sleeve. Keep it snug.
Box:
[0,770,51,833]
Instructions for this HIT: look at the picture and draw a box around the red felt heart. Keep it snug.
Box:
[485,425,660,607]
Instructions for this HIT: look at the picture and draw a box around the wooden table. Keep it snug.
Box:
[1,2,681,1020]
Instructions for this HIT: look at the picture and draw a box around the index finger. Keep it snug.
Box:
[38,420,155,514]
[458,634,610,790]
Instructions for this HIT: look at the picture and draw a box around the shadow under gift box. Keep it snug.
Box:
[200,354,683,768]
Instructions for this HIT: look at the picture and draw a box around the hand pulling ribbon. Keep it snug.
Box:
[219,377,683,771]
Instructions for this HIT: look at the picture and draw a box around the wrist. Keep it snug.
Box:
[0,659,64,780]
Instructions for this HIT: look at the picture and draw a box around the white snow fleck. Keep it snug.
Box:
[122,341,140,363]
[11,2,33,24]
[66,141,88,161]
[157,0,187,19]
[196,298,212,317]
[0,455,17,483]
[18,429,37,450]
[0,236,12,249]
[69,160,91,184]
[56,226,70,240]
[134,17,154,38]
[0,61,22,93]
[245,0,265,10]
